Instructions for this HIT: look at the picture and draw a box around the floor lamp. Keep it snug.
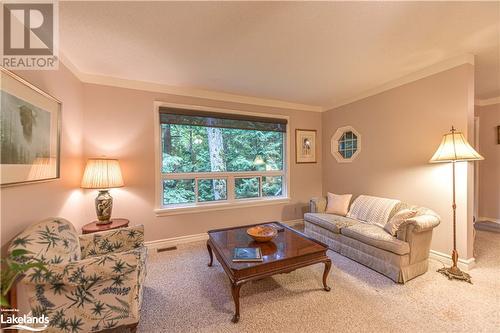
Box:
[430,127,484,283]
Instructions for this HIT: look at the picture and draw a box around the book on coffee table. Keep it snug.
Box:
[233,247,263,262]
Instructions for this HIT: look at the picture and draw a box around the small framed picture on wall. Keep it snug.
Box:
[295,129,317,164]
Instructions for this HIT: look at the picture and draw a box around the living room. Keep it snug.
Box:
[1,1,499,332]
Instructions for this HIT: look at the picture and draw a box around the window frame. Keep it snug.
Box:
[153,101,291,216]
[331,126,362,163]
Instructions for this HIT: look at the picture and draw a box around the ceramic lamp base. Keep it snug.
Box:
[95,190,113,224]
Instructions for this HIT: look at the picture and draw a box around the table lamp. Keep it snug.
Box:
[430,126,483,283]
[81,158,124,225]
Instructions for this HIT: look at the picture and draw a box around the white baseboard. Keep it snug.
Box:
[429,250,476,272]
[478,216,500,224]
[282,219,304,227]
[145,219,305,251]
[145,233,209,251]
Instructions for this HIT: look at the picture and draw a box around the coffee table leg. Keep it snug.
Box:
[207,241,213,267]
[323,259,332,291]
[230,283,241,323]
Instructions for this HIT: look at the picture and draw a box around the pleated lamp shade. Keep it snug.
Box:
[81,158,124,189]
[430,127,484,163]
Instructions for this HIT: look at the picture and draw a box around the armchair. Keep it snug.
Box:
[8,218,147,333]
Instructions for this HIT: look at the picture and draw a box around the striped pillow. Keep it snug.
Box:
[347,195,401,227]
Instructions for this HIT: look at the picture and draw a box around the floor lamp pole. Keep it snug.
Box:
[451,160,458,270]
[437,160,472,283]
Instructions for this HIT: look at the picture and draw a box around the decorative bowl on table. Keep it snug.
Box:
[246,225,278,242]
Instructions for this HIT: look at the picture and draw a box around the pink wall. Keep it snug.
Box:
[81,84,323,241]
[476,104,500,220]
[322,64,476,258]
[1,65,85,247]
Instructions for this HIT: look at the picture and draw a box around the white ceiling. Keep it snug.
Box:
[60,1,500,109]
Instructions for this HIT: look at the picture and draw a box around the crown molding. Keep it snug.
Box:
[325,53,475,111]
[60,51,480,113]
[58,51,322,113]
[475,96,500,106]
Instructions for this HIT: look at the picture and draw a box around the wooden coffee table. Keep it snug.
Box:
[207,222,331,323]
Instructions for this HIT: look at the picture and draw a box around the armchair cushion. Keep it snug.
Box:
[24,248,143,286]
[79,225,144,259]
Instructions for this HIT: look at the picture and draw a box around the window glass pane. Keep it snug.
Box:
[163,179,195,205]
[344,139,353,149]
[161,124,284,173]
[161,124,211,173]
[198,178,227,202]
[346,131,353,139]
[235,177,260,199]
[262,176,283,197]
[345,150,353,158]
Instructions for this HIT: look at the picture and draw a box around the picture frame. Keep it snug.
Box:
[1,67,61,186]
[295,129,317,164]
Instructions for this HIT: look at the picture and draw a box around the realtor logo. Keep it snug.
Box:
[1,1,59,70]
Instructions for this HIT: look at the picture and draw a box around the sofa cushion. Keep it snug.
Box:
[326,193,353,216]
[341,223,410,255]
[347,195,401,227]
[304,213,359,234]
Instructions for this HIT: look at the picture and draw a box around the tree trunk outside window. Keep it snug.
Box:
[207,127,226,200]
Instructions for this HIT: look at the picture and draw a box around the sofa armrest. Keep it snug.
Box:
[310,197,327,213]
[79,224,144,258]
[22,248,143,286]
[405,214,440,233]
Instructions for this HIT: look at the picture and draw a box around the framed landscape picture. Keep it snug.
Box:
[1,68,61,186]
[295,129,317,163]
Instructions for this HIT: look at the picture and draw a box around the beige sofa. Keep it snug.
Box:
[304,195,440,283]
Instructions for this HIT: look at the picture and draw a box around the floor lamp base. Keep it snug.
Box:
[437,266,472,284]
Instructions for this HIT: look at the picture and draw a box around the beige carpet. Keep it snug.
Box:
[137,230,499,332]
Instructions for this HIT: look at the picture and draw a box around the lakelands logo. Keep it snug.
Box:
[1,1,59,70]
[1,309,49,331]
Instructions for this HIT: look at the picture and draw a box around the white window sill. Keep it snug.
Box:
[154,197,291,216]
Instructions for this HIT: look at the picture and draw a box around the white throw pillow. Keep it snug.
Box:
[384,208,418,236]
[325,193,353,216]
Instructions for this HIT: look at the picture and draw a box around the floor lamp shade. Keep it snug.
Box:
[430,127,483,283]
[430,127,484,163]
[81,159,124,224]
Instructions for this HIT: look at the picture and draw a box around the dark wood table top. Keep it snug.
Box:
[208,222,328,271]
[82,218,129,234]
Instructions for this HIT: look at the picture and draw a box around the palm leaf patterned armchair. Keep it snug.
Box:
[8,217,147,333]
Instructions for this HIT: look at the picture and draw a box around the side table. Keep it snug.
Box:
[82,218,130,234]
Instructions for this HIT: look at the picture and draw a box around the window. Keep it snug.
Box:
[156,105,289,211]
[338,131,357,159]
[331,126,361,162]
